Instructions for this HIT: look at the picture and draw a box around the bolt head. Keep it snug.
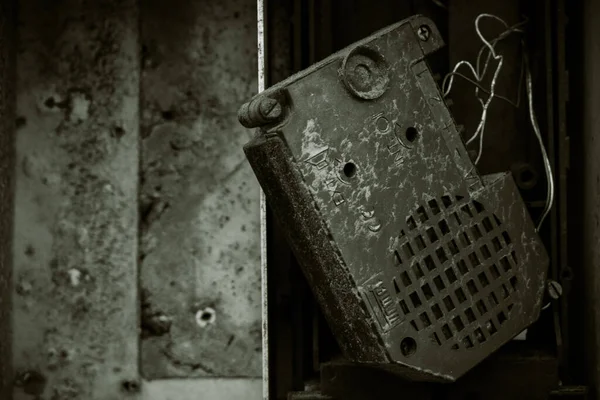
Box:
[547,280,563,299]
[418,25,431,41]
[259,97,282,119]
[341,46,390,100]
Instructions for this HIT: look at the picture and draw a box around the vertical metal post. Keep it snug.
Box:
[257,1,269,399]
[0,1,16,398]
[581,0,600,396]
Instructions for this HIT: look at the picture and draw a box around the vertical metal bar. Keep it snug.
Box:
[542,0,563,372]
[0,1,16,399]
[257,1,269,399]
[555,0,571,379]
[581,0,600,396]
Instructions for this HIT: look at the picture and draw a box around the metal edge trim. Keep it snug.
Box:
[257,0,269,399]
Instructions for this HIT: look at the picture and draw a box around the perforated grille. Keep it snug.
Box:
[392,195,518,350]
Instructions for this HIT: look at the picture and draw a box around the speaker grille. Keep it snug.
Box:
[392,195,519,350]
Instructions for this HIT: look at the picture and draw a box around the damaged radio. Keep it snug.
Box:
[238,15,549,381]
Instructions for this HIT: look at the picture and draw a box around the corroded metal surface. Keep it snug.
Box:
[13,1,140,398]
[241,16,548,381]
[140,0,262,378]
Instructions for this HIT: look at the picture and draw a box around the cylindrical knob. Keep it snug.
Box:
[238,96,282,128]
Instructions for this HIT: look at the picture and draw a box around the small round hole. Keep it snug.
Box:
[161,110,175,120]
[195,307,217,327]
[561,268,574,281]
[343,162,357,178]
[121,379,141,393]
[405,127,419,143]
[512,163,539,190]
[201,311,212,321]
[520,169,535,184]
[400,337,417,357]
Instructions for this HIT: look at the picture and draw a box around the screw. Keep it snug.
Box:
[142,312,172,337]
[258,97,282,120]
[238,96,283,128]
[417,25,431,42]
[547,280,563,300]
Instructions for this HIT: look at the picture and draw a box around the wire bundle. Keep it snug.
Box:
[442,13,554,231]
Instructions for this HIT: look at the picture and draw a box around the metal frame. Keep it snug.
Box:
[257,2,269,399]
[0,1,16,398]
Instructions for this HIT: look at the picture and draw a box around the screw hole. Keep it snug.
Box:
[520,169,535,184]
[161,110,175,120]
[343,162,357,178]
[512,163,539,190]
[44,97,56,108]
[195,307,217,327]
[400,337,417,357]
[405,127,419,143]
[201,311,212,321]
[561,268,574,281]
[121,380,141,393]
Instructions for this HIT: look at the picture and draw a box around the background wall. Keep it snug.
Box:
[6,0,262,399]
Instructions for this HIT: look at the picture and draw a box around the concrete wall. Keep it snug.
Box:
[7,0,261,398]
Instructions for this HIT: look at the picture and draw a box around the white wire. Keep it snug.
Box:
[431,0,447,9]
[442,13,555,231]
[443,14,515,164]
[443,17,526,98]
[442,16,505,166]
[442,70,522,108]
[524,51,554,231]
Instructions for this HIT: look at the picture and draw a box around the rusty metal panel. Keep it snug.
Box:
[0,0,17,398]
[139,0,262,378]
[12,1,140,399]
[240,16,548,381]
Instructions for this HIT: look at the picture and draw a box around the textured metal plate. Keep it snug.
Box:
[240,15,549,381]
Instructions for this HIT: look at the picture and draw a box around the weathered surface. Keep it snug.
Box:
[140,0,262,378]
[144,379,262,400]
[13,1,140,398]
[242,16,548,381]
[0,1,17,399]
